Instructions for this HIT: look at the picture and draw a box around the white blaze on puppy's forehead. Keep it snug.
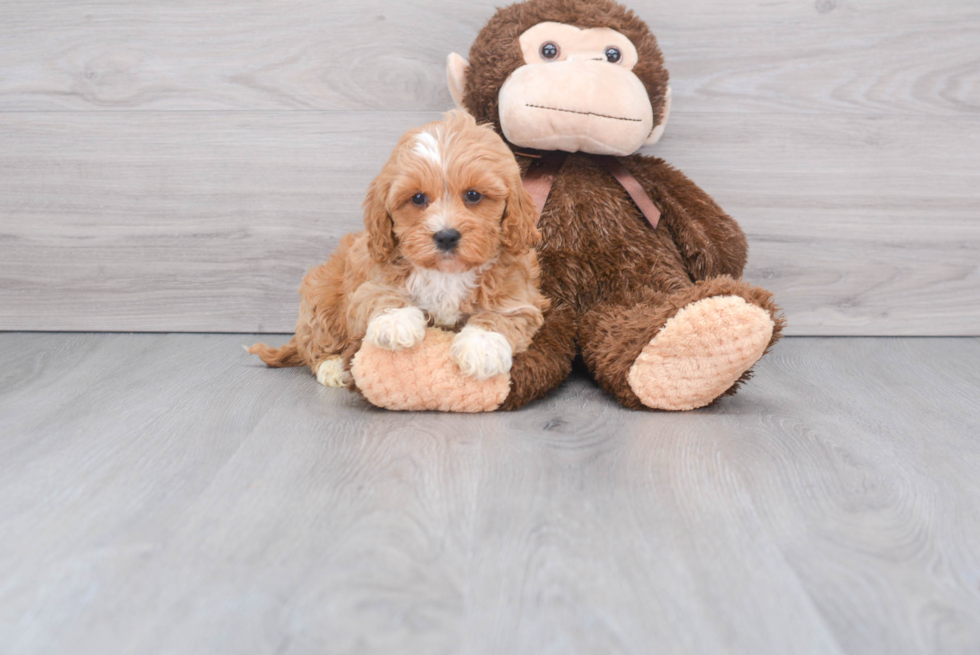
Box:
[413,130,443,166]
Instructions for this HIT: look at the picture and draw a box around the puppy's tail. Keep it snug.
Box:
[246,339,304,368]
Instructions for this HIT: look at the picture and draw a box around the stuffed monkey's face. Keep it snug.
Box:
[496,22,668,156]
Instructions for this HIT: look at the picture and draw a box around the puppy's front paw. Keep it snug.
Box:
[365,307,427,351]
[450,325,513,380]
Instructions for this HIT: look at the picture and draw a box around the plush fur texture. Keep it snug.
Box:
[497,22,657,155]
[578,276,783,410]
[463,0,669,143]
[626,295,774,411]
[249,111,549,388]
[349,0,785,412]
[352,327,511,412]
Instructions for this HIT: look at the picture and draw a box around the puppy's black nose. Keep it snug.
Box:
[433,228,461,252]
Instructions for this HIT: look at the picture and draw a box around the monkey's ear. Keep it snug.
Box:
[363,174,395,263]
[644,86,672,146]
[447,53,470,112]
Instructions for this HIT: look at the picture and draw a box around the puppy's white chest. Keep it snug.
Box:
[407,268,477,327]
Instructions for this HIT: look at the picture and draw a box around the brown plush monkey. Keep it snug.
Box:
[351,0,784,412]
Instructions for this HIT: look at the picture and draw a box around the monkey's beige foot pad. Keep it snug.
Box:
[628,295,774,411]
[351,328,509,413]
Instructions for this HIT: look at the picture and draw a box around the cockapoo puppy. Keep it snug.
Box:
[249,111,548,389]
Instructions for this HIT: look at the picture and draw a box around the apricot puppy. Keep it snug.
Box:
[249,110,548,389]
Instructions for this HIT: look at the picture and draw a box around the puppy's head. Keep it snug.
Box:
[363,110,539,272]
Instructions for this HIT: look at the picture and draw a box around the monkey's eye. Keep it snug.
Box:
[411,193,427,206]
[465,190,483,204]
[604,47,622,63]
[540,42,560,61]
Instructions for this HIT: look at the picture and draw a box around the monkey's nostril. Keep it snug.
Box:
[433,228,461,252]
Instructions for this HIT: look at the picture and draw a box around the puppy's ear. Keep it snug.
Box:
[501,173,541,256]
[363,173,395,262]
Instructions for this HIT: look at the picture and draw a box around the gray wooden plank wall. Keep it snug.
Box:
[0,0,978,335]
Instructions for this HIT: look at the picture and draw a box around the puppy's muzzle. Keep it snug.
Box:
[433,229,461,252]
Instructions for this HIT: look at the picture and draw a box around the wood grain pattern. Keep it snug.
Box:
[1,111,977,335]
[0,1,976,115]
[1,1,978,334]
[1,334,979,654]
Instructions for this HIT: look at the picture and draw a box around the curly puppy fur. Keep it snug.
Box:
[250,111,549,383]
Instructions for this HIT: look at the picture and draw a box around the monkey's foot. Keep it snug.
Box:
[350,328,509,412]
[627,296,774,411]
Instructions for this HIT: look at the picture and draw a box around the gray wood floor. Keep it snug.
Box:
[1,333,979,654]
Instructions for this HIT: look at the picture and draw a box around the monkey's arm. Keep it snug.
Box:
[627,155,748,281]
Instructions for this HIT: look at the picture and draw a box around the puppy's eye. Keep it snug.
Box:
[411,193,427,206]
[465,190,483,204]
[605,47,622,63]
[540,42,559,61]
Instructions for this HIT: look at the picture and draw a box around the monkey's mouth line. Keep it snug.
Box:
[525,104,642,123]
